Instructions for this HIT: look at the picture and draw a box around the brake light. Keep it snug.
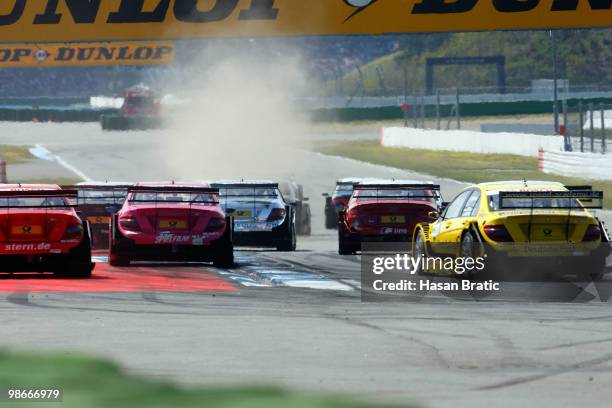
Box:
[206,217,226,231]
[483,224,513,242]
[267,208,286,222]
[583,224,602,242]
[63,222,84,240]
[119,217,141,232]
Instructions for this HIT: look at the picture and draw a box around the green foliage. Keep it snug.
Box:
[339,29,612,94]
[0,350,410,408]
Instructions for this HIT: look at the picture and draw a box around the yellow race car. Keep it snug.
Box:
[412,181,611,280]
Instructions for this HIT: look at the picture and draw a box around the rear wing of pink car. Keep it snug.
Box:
[127,186,220,204]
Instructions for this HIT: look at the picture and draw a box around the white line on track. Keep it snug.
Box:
[29,144,92,182]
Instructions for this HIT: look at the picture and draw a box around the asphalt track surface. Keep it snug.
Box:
[2,123,612,408]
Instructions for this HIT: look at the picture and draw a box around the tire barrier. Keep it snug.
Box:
[311,97,612,123]
[539,149,612,180]
[0,108,117,123]
[100,114,164,131]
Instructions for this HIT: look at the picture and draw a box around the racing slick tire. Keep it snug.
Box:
[338,216,359,255]
[457,231,480,279]
[338,233,359,255]
[277,208,297,251]
[56,222,94,279]
[109,215,131,267]
[212,217,235,268]
[412,229,428,275]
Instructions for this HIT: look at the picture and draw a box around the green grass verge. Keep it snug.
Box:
[317,141,612,209]
[0,145,33,164]
[0,350,410,408]
[15,178,82,185]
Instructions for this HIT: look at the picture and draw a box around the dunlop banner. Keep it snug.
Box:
[0,1,608,43]
[0,42,175,67]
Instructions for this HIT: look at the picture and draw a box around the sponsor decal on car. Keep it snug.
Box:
[234,222,277,232]
[381,227,408,235]
[154,232,221,245]
[4,243,51,251]
[155,232,191,244]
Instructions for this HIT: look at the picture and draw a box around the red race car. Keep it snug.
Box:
[323,178,363,229]
[338,180,443,255]
[109,183,234,268]
[0,184,94,277]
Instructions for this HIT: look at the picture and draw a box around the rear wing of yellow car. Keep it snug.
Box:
[499,190,604,210]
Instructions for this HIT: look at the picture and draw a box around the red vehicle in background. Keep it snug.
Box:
[323,178,363,229]
[0,184,94,277]
[109,183,234,268]
[338,180,443,255]
[121,85,160,116]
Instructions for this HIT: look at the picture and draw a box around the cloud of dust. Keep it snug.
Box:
[155,49,314,183]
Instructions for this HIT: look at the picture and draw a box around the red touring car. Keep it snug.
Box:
[0,184,94,277]
[109,183,234,268]
[338,180,443,255]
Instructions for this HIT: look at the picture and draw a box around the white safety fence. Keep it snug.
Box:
[583,109,612,130]
[381,127,564,157]
[538,149,612,180]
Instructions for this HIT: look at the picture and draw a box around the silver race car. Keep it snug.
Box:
[211,180,297,251]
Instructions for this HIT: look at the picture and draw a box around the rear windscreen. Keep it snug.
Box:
[333,184,354,197]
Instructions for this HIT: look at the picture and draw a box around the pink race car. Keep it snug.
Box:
[109,183,234,268]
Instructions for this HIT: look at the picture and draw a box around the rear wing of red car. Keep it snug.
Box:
[62,185,131,205]
[0,189,78,208]
[127,186,220,204]
[499,190,604,210]
[353,184,441,199]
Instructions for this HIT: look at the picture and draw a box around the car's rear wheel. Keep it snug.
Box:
[277,209,297,252]
[109,215,131,267]
[56,223,94,279]
[458,232,477,278]
[277,222,296,251]
[413,229,427,275]
[212,218,235,268]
